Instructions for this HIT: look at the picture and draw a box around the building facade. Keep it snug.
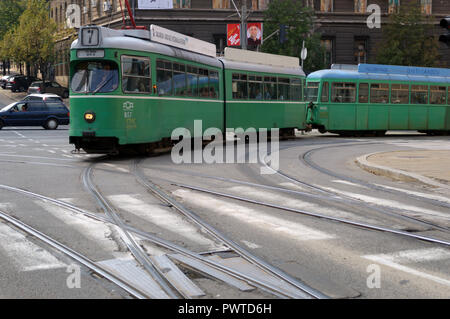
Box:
[50,0,449,85]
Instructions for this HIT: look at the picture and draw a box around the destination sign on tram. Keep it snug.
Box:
[77,50,105,58]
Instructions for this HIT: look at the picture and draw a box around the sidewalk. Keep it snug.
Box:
[356,150,450,190]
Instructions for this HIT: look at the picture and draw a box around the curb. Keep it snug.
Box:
[355,152,450,190]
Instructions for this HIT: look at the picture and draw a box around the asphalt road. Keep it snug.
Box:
[0,90,449,299]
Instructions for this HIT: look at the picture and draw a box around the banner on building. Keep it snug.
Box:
[138,0,173,9]
[227,23,263,47]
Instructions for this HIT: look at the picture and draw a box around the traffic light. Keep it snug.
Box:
[439,17,450,46]
[279,24,288,44]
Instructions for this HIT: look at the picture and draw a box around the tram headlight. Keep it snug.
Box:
[84,111,96,123]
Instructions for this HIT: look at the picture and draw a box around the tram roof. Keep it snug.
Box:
[71,26,222,68]
[307,64,450,84]
[219,58,305,77]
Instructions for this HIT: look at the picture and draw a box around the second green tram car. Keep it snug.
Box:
[305,64,450,136]
[69,25,306,154]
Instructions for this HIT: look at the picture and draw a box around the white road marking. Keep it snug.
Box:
[364,248,450,287]
[320,186,450,220]
[33,201,119,252]
[225,185,384,226]
[173,189,335,242]
[103,163,129,173]
[241,240,261,249]
[332,180,367,188]
[107,194,221,249]
[374,184,450,205]
[0,222,67,272]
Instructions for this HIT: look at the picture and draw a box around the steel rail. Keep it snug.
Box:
[301,146,450,209]
[132,159,328,299]
[82,164,179,299]
[137,165,450,232]
[0,183,317,299]
[173,182,450,247]
[260,146,450,233]
[0,209,147,299]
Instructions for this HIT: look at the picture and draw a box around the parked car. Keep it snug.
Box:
[6,75,37,92]
[0,99,70,130]
[22,93,63,102]
[27,81,69,98]
[0,75,13,89]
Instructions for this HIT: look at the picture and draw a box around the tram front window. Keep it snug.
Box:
[71,61,119,93]
[305,82,319,102]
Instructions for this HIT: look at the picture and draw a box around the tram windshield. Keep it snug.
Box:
[305,82,319,102]
[71,61,119,93]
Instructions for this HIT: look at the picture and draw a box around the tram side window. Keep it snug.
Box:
[358,83,369,103]
[156,60,173,96]
[197,68,209,97]
[278,78,290,100]
[290,78,302,101]
[249,75,263,100]
[122,56,151,93]
[232,73,248,99]
[321,82,329,102]
[305,82,319,102]
[391,84,409,104]
[264,77,277,100]
[172,63,187,96]
[411,85,429,104]
[331,82,356,103]
[430,86,446,105]
[209,71,219,99]
[370,83,389,103]
[186,65,198,96]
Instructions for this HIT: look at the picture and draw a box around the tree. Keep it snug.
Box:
[376,3,441,67]
[261,0,326,73]
[0,0,26,74]
[2,0,57,79]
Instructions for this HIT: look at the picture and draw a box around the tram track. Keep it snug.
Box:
[301,144,450,209]
[131,158,328,299]
[260,142,450,233]
[0,180,325,299]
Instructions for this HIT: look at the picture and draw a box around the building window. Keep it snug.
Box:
[421,0,432,15]
[354,38,368,64]
[257,0,269,10]
[212,0,230,9]
[388,0,400,14]
[173,0,191,8]
[321,38,333,68]
[320,0,333,12]
[354,0,366,13]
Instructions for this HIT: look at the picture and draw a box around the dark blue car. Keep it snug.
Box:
[0,100,70,130]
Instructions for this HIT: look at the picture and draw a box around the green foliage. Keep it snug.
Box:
[0,0,26,40]
[0,0,57,78]
[261,0,326,73]
[376,3,441,67]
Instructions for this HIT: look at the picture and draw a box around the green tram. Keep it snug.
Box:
[69,25,306,154]
[305,64,450,136]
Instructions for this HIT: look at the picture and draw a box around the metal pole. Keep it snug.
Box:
[241,4,247,50]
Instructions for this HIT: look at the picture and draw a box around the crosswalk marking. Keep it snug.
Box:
[363,248,450,287]
[224,185,383,226]
[173,189,335,242]
[320,186,450,220]
[0,222,66,272]
[108,194,221,249]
